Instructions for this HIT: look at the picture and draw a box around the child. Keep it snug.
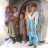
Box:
[28,4,39,48]
[20,13,27,42]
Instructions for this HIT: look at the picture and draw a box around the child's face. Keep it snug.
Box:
[14,8,17,12]
[31,7,37,13]
[20,14,23,19]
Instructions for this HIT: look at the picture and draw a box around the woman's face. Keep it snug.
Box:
[31,7,37,13]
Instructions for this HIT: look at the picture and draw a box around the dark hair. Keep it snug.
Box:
[19,12,25,18]
[6,6,10,9]
[31,4,37,8]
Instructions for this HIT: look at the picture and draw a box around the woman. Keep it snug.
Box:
[28,4,39,48]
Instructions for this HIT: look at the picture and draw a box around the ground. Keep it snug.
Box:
[0,26,48,48]
[0,38,48,48]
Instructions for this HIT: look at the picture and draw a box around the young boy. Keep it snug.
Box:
[28,4,39,48]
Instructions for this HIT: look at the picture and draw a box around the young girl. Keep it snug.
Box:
[20,13,27,42]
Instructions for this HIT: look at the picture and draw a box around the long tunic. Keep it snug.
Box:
[28,12,39,45]
[20,19,27,41]
[20,19,24,34]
